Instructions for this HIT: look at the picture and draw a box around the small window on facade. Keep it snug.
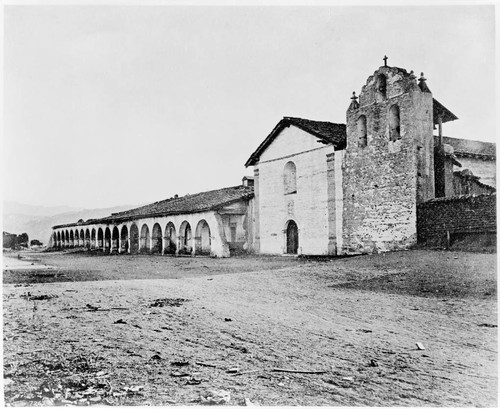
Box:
[375,74,387,98]
[389,104,401,141]
[283,161,297,194]
[357,115,367,147]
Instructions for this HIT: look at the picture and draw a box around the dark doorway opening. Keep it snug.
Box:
[286,220,298,254]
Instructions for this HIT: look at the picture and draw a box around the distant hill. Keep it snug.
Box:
[3,201,83,218]
[3,202,140,245]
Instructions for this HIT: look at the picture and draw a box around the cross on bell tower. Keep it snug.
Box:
[383,55,388,67]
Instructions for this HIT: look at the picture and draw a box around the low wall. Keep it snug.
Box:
[417,193,496,247]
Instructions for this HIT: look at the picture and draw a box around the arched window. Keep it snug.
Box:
[283,161,297,195]
[389,104,401,141]
[375,74,387,99]
[357,115,367,147]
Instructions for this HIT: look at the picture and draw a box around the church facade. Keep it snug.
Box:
[52,60,496,257]
[245,61,495,256]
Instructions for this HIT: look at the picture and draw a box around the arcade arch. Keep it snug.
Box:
[195,220,211,255]
[97,228,104,250]
[130,223,139,254]
[112,226,120,252]
[140,224,150,253]
[179,221,192,255]
[152,223,162,254]
[120,225,129,253]
[164,222,177,255]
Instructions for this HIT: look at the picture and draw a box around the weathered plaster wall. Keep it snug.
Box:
[257,125,335,255]
[342,67,434,254]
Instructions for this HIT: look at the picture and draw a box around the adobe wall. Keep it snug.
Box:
[342,67,434,254]
[256,125,336,255]
[417,193,496,246]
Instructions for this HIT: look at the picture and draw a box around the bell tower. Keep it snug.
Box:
[341,57,435,254]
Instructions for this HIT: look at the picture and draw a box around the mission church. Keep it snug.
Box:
[52,58,496,257]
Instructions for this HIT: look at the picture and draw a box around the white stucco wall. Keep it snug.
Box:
[257,125,336,255]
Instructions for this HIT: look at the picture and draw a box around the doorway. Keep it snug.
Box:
[286,220,298,254]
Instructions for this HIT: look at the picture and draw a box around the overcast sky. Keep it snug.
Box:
[3,4,496,209]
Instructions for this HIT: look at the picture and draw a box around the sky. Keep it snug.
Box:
[3,3,496,209]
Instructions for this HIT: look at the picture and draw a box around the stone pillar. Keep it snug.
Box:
[175,235,180,256]
[326,152,337,255]
[149,227,154,254]
[253,167,260,253]
[190,221,196,257]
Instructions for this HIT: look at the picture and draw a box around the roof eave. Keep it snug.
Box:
[433,98,458,124]
[245,120,288,167]
[454,152,496,161]
[53,190,255,228]
[245,118,345,167]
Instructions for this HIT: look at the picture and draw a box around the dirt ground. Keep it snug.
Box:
[2,249,497,407]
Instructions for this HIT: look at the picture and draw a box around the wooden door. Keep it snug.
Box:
[286,221,298,254]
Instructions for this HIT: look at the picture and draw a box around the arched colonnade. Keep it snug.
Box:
[52,213,222,257]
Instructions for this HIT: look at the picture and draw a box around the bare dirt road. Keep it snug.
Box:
[2,249,497,406]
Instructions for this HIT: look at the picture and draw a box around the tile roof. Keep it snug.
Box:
[418,192,495,205]
[54,185,254,228]
[454,170,496,192]
[284,117,346,146]
[245,116,346,167]
[438,136,496,159]
[433,99,458,124]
